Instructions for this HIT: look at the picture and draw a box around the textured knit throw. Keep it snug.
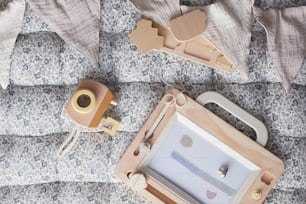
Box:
[26,0,100,68]
[0,0,25,89]
[253,6,306,91]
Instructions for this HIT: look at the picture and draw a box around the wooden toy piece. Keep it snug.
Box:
[251,189,262,201]
[129,20,164,54]
[110,99,118,106]
[169,9,206,42]
[58,79,120,157]
[129,10,235,73]
[66,79,119,130]
[158,23,235,73]
[129,173,148,190]
[101,117,120,136]
[115,89,284,204]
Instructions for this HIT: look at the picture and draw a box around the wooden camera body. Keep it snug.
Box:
[65,79,119,135]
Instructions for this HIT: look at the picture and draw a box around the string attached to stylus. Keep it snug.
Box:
[159,61,186,93]
[159,61,188,106]
[143,62,188,141]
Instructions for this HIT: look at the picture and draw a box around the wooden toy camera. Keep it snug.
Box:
[65,79,119,132]
[57,80,120,157]
[115,89,284,204]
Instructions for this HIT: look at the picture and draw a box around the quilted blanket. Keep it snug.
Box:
[0,0,305,203]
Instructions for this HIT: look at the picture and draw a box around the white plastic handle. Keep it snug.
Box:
[196,91,268,146]
[57,126,81,157]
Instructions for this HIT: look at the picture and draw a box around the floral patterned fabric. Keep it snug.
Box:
[0,0,305,203]
[1,182,305,204]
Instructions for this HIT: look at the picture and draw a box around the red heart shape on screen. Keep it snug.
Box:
[206,190,217,199]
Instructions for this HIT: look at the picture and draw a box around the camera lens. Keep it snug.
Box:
[77,94,91,108]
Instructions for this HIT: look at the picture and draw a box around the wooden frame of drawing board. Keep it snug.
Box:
[115,89,284,204]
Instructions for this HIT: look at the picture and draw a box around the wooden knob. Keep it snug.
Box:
[129,173,148,190]
[139,143,151,155]
[251,189,262,201]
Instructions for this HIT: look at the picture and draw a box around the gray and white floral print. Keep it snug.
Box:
[0,0,305,203]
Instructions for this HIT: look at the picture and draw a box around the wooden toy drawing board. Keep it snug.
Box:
[115,89,284,204]
[129,10,235,73]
